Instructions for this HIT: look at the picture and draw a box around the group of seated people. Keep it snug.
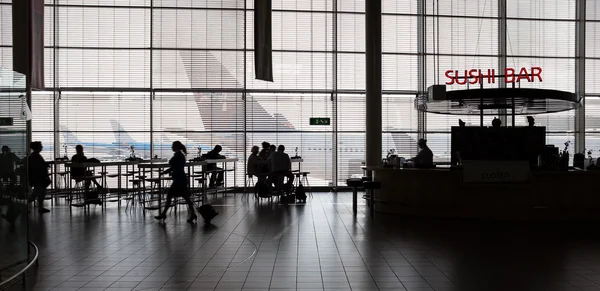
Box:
[247,142,294,194]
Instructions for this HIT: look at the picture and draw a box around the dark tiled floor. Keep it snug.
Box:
[8,192,600,291]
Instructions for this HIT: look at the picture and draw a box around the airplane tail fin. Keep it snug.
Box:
[59,125,80,145]
[109,119,136,144]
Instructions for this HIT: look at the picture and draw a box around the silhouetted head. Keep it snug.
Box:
[75,144,84,154]
[172,141,187,155]
[417,139,427,149]
[213,145,222,153]
[527,116,535,127]
[261,142,270,149]
[269,145,276,152]
[492,117,502,128]
[251,146,259,155]
[1,146,8,153]
[30,141,43,153]
[278,145,285,152]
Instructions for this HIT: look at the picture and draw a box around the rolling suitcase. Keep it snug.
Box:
[197,204,219,223]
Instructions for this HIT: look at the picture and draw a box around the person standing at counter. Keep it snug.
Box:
[409,139,434,169]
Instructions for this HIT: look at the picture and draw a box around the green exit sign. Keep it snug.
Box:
[0,117,13,126]
[310,117,331,126]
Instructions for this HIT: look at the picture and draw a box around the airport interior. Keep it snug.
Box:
[3,0,600,290]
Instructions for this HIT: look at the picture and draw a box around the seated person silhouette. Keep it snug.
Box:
[269,145,294,191]
[71,145,103,204]
[408,139,434,169]
[0,146,19,187]
[205,145,226,187]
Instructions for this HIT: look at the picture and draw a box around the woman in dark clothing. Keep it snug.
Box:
[155,141,197,223]
[28,142,51,213]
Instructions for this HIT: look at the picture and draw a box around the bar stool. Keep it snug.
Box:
[363,181,381,217]
[346,178,363,214]
[294,172,312,198]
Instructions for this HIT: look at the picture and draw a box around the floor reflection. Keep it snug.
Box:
[5,192,600,291]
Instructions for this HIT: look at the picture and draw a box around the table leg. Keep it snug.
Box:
[352,187,357,214]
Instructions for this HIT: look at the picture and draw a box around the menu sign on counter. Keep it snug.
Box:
[462,160,530,183]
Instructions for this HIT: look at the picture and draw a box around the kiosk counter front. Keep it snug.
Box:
[371,164,600,221]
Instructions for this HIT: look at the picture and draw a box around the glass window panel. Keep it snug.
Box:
[337,94,365,132]
[156,0,243,9]
[153,50,244,89]
[0,47,11,71]
[155,92,243,133]
[587,0,600,20]
[57,0,150,6]
[425,0,498,17]
[153,9,244,50]
[337,132,365,182]
[31,92,55,132]
[586,60,600,95]
[383,0,418,14]
[383,95,419,132]
[59,92,150,132]
[426,17,498,55]
[506,20,575,57]
[245,52,333,90]
[382,54,419,91]
[57,49,150,88]
[247,93,332,132]
[0,4,11,46]
[507,57,575,92]
[272,11,333,51]
[586,22,600,58]
[585,97,600,133]
[383,15,418,54]
[57,7,150,48]
[337,53,365,91]
[507,0,576,19]
[337,13,365,53]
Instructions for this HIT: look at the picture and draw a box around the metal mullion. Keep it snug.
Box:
[332,0,338,188]
[417,0,426,140]
[498,0,507,126]
[149,0,154,158]
[575,0,586,153]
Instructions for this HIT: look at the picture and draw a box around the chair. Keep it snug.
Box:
[244,174,256,200]
[346,178,363,214]
[294,172,312,198]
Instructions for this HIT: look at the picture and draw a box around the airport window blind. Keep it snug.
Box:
[506,8,577,136]
[13,0,592,187]
[31,93,55,160]
[425,0,498,17]
[58,92,151,157]
[585,97,600,158]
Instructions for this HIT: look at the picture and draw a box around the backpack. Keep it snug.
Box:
[296,184,307,202]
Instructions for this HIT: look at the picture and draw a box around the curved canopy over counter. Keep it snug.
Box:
[415,87,580,115]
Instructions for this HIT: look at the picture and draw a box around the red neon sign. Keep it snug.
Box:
[445,67,543,85]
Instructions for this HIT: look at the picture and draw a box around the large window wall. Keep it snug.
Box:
[0,0,594,186]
